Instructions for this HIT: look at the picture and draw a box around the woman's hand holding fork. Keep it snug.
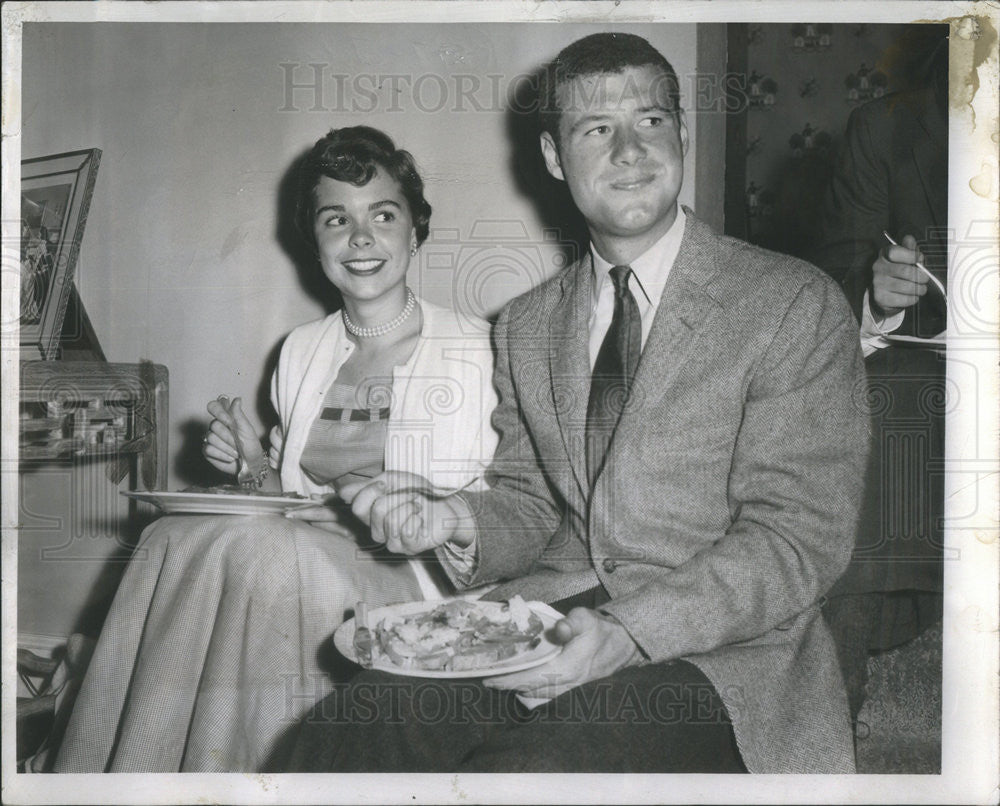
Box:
[203,396,272,489]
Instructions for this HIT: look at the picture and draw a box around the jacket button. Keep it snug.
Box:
[602,558,619,573]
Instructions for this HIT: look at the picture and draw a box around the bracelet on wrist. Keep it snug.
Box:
[238,457,271,490]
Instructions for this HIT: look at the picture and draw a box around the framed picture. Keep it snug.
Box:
[19,148,101,360]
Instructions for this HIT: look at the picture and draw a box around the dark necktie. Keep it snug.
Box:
[586,265,641,488]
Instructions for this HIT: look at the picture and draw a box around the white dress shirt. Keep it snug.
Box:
[588,207,687,368]
[859,289,905,357]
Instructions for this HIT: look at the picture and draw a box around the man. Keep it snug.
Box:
[814,27,948,723]
[292,33,869,774]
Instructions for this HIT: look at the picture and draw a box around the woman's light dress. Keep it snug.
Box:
[54,299,497,771]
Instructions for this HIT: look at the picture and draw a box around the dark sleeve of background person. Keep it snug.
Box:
[811,26,948,336]
[811,102,889,322]
[812,91,947,332]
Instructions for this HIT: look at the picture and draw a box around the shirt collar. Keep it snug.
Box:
[590,206,686,310]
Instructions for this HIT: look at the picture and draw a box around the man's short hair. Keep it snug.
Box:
[538,32,682,143]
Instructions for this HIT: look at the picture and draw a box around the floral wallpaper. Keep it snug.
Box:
[740,23,921,261]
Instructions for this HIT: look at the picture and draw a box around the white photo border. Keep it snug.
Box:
[1,2,996,804]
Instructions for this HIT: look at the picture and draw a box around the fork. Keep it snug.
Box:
[882,231,947,302]
[284,475,479,513]
[215,396,256,488]
[387,475,479,501]
[353,601,374,668]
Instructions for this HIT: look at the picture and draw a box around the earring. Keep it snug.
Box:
[410,245,418,256]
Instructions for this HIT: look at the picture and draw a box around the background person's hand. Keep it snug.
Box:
[871,234,929,318]
[203,396,263,478]
[338,471,472,555]
[482,607,644,699]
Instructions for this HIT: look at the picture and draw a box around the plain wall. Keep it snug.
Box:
[19,22,719,639]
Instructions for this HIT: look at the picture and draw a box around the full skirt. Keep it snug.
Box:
[53,513,423,772]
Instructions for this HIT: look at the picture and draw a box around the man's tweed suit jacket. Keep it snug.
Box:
[443,211,870,773]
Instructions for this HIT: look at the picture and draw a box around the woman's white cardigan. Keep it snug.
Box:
[270,296,498,598]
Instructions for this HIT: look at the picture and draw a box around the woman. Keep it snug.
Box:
[54,127,498,772]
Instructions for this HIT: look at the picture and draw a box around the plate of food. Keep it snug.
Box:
[334,596,564,678]
[121,487,311,515]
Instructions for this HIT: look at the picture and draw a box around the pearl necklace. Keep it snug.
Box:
[343,287,416,339]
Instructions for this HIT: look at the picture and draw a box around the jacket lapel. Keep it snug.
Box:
[549,215,724,494]
[548,257,593,497]
[610,215,724,453]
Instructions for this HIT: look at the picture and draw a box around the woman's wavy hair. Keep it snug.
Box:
[296,126,432,249]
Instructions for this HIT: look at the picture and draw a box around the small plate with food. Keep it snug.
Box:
[334,596,564,678]
[121,487,310,515]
